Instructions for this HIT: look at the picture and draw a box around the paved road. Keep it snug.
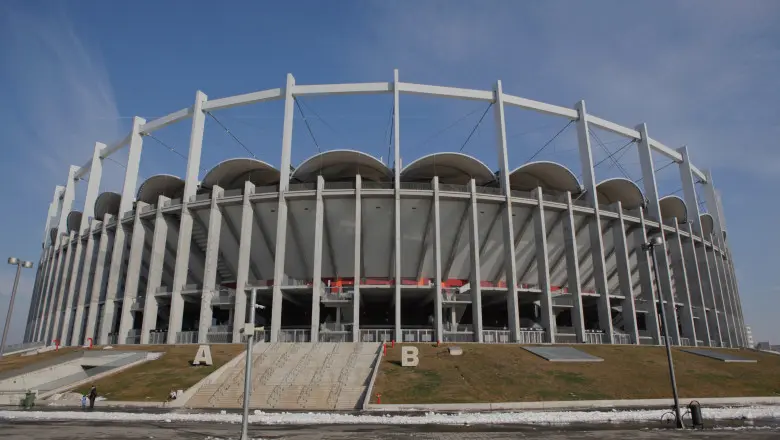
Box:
[1,421,779,439]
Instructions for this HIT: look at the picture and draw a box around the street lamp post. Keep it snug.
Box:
[1,257,34,357]
[240,287,265,440]
[642,236,684,429]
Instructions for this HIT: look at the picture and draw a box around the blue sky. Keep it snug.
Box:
[0,0,778,345]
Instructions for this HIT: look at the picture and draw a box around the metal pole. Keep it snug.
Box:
[0,263,23,357]
[648,241,684,429]
[240,287,257,440]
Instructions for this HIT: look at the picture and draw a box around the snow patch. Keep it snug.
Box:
[0,406,779,425]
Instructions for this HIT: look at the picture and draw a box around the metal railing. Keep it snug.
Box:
[206,332,232,344]
[149,331,167,344]
[176,331,199,344]
[319,332,353,342]
[518,329,546,344]
[360,329,393,342]
[211,291,236,305]
[400,182,432,191]
[482,329,512,343]
[679,337,691,346]
[584,331,606,344]
[278,329,311,342]
[320,322,351,332]
[130,296,145,311]
[362,182,393,190]
[613,332,633,345]
[476,186,502,195]
[107,334,118,345]
[278,276,312,287]
[401,329,434,342]
[323,181,354,190]
[443,332,474,343]
[439,183,468,193]
[555,333,578,344]
[289,182,316,191]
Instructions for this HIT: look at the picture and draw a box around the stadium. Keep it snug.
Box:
[21,72,747,351]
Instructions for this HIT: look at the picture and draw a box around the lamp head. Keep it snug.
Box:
[7,257,18,265]
[23,261,33,269]
[650,236,663,247]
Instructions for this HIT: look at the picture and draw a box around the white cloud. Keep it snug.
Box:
[1,7,126,194]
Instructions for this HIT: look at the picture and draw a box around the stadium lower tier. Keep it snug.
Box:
[26,182,745,349]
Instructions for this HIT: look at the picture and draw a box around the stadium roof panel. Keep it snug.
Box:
[659,195,688,223]
[66,211,83,233]
[94,192,121,222]
[137,174,186,205]
[506,161,582,194]
[700,213,715,237]
[201,158,280,190]
[291,149,392,183]
[596,178,645,210]
[400,152,496,185]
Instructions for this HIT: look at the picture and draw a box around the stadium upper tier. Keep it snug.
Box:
[24,74,746,351]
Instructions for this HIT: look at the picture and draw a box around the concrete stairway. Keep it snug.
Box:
[187,342,380,410]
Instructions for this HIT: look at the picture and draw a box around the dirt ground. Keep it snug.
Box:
[0,347,81,375]
[373,344,780,404]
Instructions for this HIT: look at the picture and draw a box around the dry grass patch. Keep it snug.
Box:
[74,344,244,402]
[373,344,780,404]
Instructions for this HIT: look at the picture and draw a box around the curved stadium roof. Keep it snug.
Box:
[94,192,121,222]
[401,152,496,185]
[137,174,185,205]
[291,150,392,183]
[596,178,645,210]
[201,158,280,190]
[659,195,688,223]
[506,161,582,194]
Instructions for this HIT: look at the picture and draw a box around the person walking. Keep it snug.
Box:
[88,385,98,409]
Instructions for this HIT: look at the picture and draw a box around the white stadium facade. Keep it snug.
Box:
[21,72,747,349]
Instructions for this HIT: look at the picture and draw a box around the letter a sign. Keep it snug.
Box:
[192,345,213,366]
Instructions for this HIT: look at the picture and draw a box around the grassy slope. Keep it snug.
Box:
[64,344,245,401]
[373,344,780,404]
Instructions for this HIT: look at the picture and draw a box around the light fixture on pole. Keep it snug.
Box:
[240,287,265,440]
[1,257,34,357]
[641,235,683,429]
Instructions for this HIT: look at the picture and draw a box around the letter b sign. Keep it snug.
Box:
[401,346,419,367]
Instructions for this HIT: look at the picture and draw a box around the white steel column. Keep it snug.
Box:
[69,220,98,346]
[636,123,680,345]
[677,146,721,346]
[35,186,65,340]
[697,234,723,346]
[198,187,224,343]
[117,202,149,344]
[562,192,586,342]
[707,237,733,347]
[713,236,740,346]
[168,92,207,344]
[42,237,66,342]
[51,231,76,342]
[494,80,521,341]
[467,180,484,342]
[59,233,85,345]
[84,216,111,344]
[233,182,255,343]
[25,248,47,341]
[635,209,662,344]
[100,116,146,345]
[353,175,362,343]
[310,178,324,342]
[669,219,697,345]
[723,254,746,346]
[533,188,555,343]
[683,222,711,345]
[62,143,105,346]
[702,170,744,346]
[271,75,295,342]
[611,201,639,344]
[393,69,402,342]
[574,101,614,342]
[141,196,170,344]
[432,177,444,342]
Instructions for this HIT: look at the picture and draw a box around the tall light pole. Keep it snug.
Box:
[642,236,683,429]
[240,287,264,440]
[1,257,34,357]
